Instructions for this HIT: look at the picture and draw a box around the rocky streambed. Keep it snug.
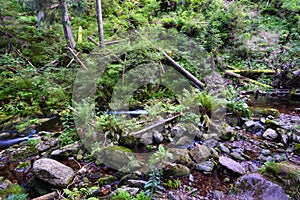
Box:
[0,103,300,200]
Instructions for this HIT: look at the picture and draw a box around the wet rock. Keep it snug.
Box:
[36,142,51,152]
[230,173,288,200]
[263,128,279,140]
[50,142,80,160]
[175,136,193,148]
[185,123,202,138]
[167,191,180,200]
[261,149,271,156]
[163,163,190,177]
[202,139,219,148]
[220,125,236,141]
[33,158,75,187]
[171,123,187,138]
[195,161,214,174]
[140,131,153,145]
[244,120,262,133]
[0,132,11,140]
[189,144,211,163]
[118,186,140,196]
[153,130,164,143]
[169,148,192,165]
[219,156,245,175]
[230,151,245,161]
[218,143,230,154]
[202,133,219,141]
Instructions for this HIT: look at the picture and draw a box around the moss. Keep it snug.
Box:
[294,143,300,156]
[0,179,27,199]
[252,108,280,118]
[98,175,118,187]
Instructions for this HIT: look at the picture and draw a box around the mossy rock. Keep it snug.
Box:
[163,163,190,178]
[8,146,38,162]
[265,119,281,129]
[98,175,118,187]
[264,162,300,200]
[94,146,138,171]
[252,108,280,118]
[294,143,300,156]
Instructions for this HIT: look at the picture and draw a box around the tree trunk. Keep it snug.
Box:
[96,0,104,48]
[59,0,75,49]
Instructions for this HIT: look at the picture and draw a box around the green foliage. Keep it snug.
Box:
[6,194,28,200]
[59,108,79,145]
[144,170,163,200]
[149,145,173,170]
[163,179,181,189]
[112,189,150,200]
[111,189,132,200]
[63,187,91,200]
[259,161,278,174]
[16,118,39,132]
[0,182,27,200]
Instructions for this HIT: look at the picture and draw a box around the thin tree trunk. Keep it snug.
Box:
[96,0,104,48]
[59,0,75,49]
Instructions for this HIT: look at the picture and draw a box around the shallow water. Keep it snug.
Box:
[249,94,300,114]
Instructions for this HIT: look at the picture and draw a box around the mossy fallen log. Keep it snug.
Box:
[225,70,273,88]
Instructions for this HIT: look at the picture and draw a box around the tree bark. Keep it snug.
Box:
[96,0,104,48]
[59,0,75,49]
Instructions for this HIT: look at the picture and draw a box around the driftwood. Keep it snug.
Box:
[31,191,57,200]
[67,47,88,70]
[129,114,181,137]
[225,70,272,88]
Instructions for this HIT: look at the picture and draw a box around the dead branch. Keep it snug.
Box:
[67,47,88,70]
[129,114,181,137]
[31,191,57,200]
[158,47,205,89]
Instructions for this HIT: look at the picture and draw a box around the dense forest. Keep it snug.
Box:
[0,0,300,199]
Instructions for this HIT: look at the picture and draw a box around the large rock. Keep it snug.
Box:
[94,146,142,172]
[230,173,288,200]
[163,163,190,177]
[169,148,192,165]
[219,156,245,175]
[263,128,278,140]
[189,144,211,163]
[263,162,300,200]
[33,158,75,187]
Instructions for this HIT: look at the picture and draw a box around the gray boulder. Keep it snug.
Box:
[263,128,278,140]
[230,173,288,200]
[189,144,211,163]
[219,156,245,175]
[33,158,75,187]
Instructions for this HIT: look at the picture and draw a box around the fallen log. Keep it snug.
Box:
[225,70,272,88]
[129,114,181,137]
[229,69,275,75]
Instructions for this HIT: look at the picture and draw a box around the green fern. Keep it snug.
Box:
[144,170,164,200]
